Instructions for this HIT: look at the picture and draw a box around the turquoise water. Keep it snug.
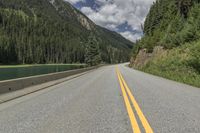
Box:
[0,65,85,81]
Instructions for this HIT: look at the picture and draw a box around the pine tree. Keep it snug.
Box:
[85,34,101,66]
[176,0,192,18]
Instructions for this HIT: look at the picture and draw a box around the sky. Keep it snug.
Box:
[65,0,155,42]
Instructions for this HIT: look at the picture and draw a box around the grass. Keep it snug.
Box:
[135,42,200,88]
[0,64,87,68]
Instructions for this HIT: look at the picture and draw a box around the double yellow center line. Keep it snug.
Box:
[116,68,153,133]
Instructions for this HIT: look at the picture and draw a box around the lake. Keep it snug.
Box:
[0,64,86,81]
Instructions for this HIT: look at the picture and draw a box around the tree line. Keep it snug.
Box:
[0,8,130,65]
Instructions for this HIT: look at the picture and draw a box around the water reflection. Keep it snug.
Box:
[0,65,85,81]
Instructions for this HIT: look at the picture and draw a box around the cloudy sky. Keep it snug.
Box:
[65,0,155,42]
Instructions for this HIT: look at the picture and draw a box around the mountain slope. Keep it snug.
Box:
[131,0,200,87]
[0,0,133,64]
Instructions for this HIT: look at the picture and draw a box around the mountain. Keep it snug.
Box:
[0,0,133,64]
[131,0,200,87]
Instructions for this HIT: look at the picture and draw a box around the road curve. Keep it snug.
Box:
[0,64,200,133]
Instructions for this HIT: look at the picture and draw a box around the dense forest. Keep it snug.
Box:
[133,0,200,52]
[132,0,200,87]
[0,0,133,65]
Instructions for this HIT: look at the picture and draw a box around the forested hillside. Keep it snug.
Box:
[0,0,133,65]
[131,0,200,87]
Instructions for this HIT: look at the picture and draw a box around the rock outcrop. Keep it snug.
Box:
[131,46,165,68]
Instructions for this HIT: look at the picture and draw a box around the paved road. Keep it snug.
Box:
[0,64,200,133]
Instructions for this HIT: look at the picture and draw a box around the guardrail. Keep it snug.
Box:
[0,66,99,94]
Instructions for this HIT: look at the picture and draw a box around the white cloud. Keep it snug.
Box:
[64,0,85,4]
[120,31,142,42]
[80,0,155,42]
[81,7,93,14]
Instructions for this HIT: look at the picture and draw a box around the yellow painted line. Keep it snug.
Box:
[118,69,154,133]
[116,69,141,133]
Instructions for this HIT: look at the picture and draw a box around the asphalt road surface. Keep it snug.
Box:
[0,64,200,133]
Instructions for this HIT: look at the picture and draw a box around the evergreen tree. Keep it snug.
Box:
[176,0,192,18]
[85,34,101,66]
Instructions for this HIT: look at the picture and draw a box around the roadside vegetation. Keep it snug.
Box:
[141,42,200,87]
[131,0,200,87]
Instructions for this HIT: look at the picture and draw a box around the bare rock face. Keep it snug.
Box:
[49,0,59,10]
[49,0,55,4]
[133,49,152,68]
[131,46,164,68]
[152,46,165,56]
[77,14,93,30]
[48,0,94,30]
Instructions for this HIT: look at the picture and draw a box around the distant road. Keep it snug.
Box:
[0,64,200,133]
